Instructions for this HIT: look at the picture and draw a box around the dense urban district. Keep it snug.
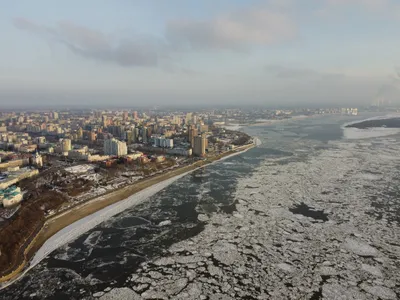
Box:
[0,106,376,281]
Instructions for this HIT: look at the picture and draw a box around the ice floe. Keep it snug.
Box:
[118,130,400,299]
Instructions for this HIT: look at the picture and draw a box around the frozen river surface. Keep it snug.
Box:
[2,114,400,299]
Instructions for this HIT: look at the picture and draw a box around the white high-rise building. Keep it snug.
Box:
[103,138,127,156]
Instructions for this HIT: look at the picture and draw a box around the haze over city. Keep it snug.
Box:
[2,2,400,299]
[1,0,400,107]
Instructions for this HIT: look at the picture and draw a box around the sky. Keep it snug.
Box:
[1,0,400,107]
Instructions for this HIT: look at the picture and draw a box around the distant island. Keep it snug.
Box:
[345,117,400,129]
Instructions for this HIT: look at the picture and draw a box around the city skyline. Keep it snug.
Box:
[1,0,400,106]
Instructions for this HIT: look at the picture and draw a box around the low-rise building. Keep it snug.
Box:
[126,151,143,160]
[87,154,110,162]
[101,159,117,168]
[31,152,43,167]
[68,147,89,160]
[35,136,46,144]
[0,158,28,170]
[139,156,150,164]
[19,144,38,153]
[166,148,192,156]
[0,185,23,208]
[0,167,39,189]
[152,155,166,163]
[8,166,20,172]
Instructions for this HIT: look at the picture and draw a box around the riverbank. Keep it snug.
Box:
[345,117,400,129]
[341,114,400,139]
[0,143,255,286]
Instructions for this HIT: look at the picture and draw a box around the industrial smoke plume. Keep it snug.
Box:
[373,67,400,106]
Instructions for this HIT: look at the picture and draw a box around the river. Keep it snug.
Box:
[2,113,399,300]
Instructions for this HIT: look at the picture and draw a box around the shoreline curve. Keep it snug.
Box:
[0,143,255,289]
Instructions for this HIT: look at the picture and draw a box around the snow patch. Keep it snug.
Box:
[343,127,400,140]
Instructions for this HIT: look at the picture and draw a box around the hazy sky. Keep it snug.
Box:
[1,0,400,107]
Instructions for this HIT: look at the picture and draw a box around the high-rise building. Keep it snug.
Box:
[147,127,152,137]
[102,115,108,128]
[152,123,158,133]
[126,130,135,145]
[200,124,209,133]
[103,138,127,156]
[188,125,197,148]
[193,134,207,157]
[95,111,102,119]
[108,125,125,139]
[61,139,72,152]
[89,131,97,142]
[142,127,148,144]
[123,111,129,121]
[172,115,181,125]
[52,112,59,120]
[134,127,139,141]
[77,127,83,140]
[153,137,174,148]
[133,111,138,120]
[185,112,192,125]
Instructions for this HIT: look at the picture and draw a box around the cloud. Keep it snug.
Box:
[166,8,296,50]
[321,0,400,17]
[13,18,168,67]
[373,67,400,104]
[265,65,318,78]
[395,66,400,78]
[326,0,389,9]
[181,68,203,76]
[264,64,344,80]
[13,7,296,68]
